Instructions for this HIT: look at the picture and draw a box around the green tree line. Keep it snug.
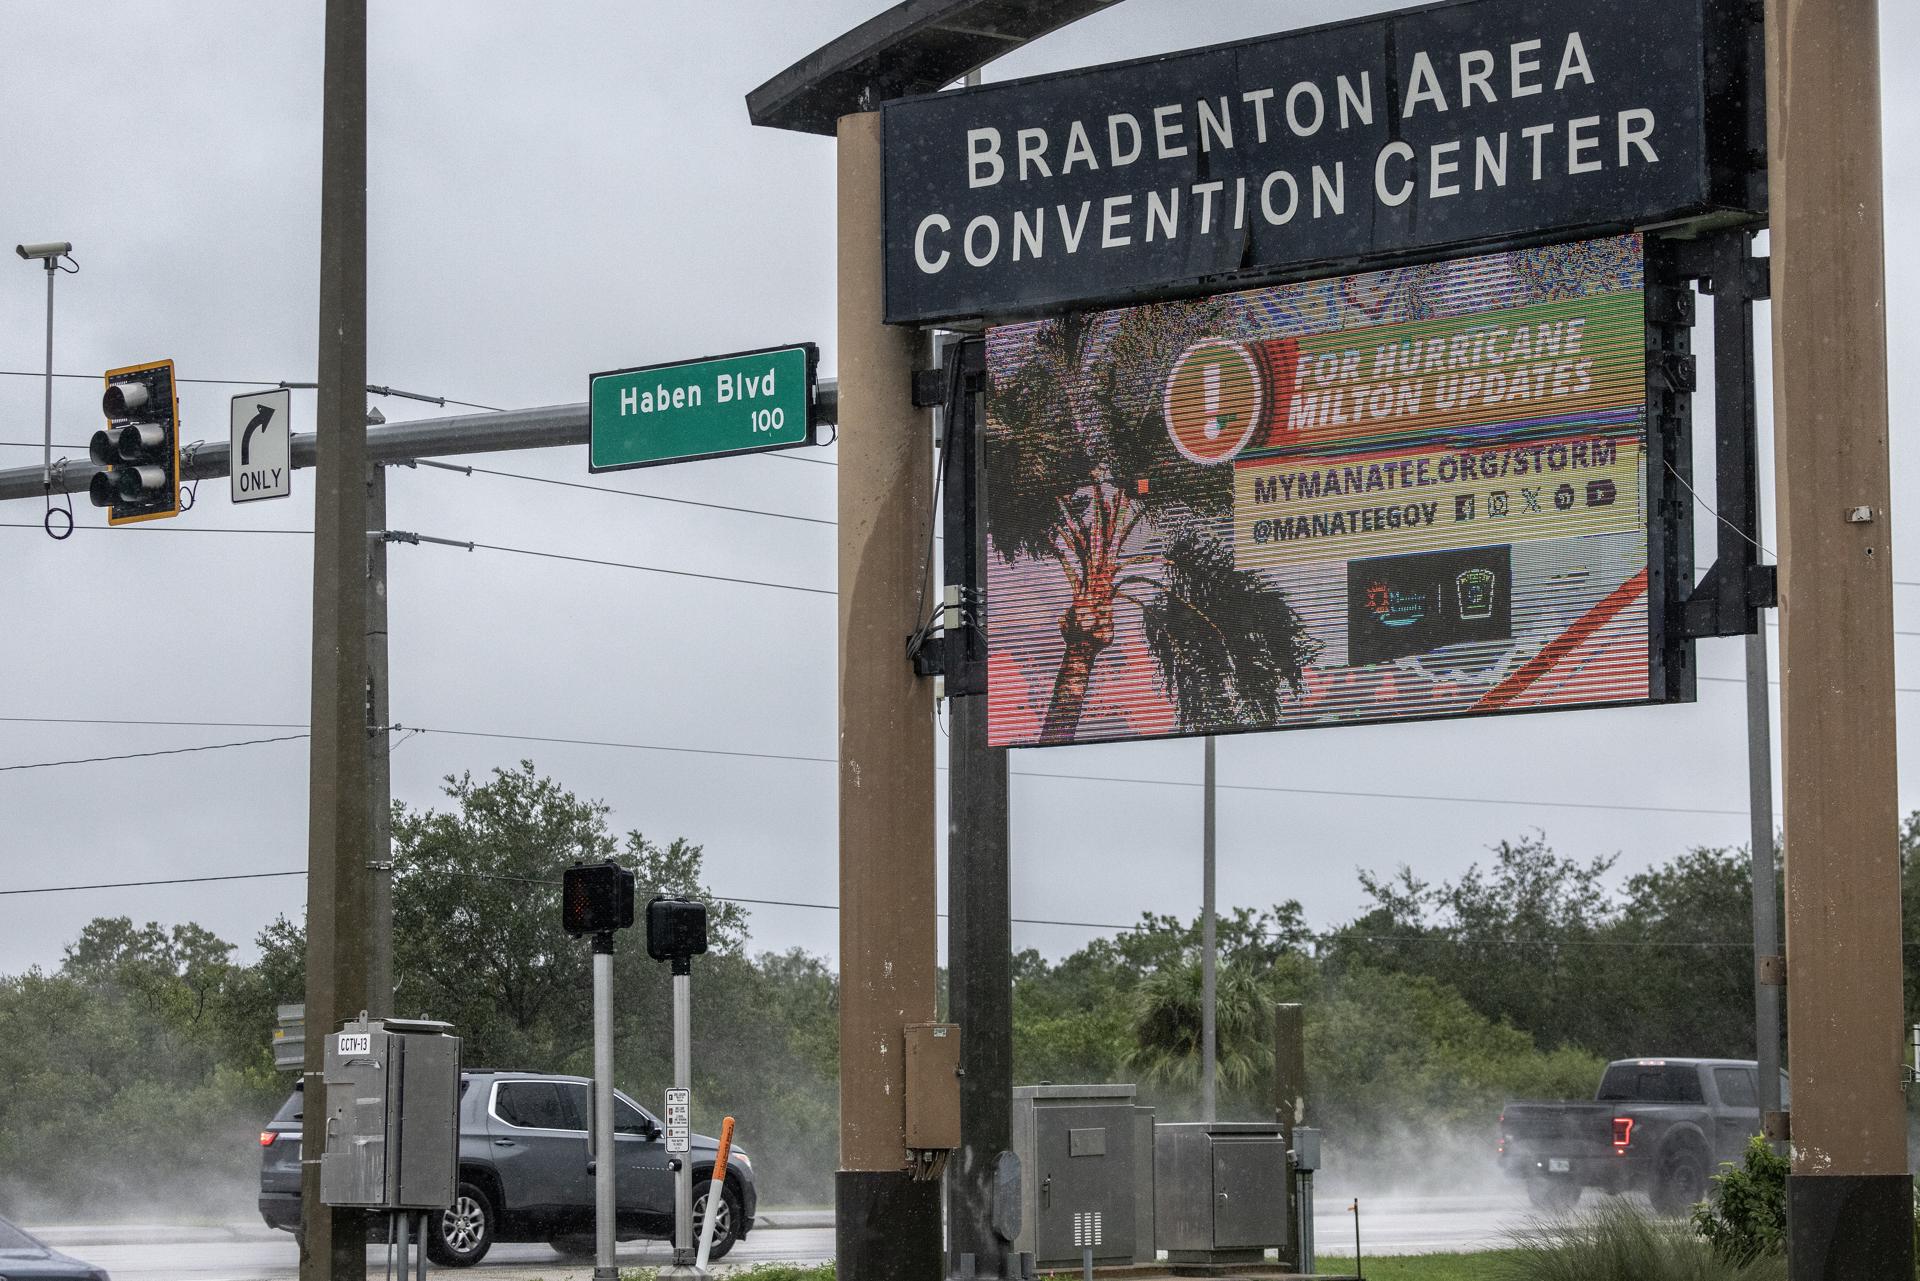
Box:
[5,763,1915,1217]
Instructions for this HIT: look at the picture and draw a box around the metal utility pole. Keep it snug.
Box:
[1274,1004,1307,1271]
[835,109,941,1280]
[300,3,372,1280]
[1764,0,1913,1274]
[1201,736,1218,1123]
[1746,625,1782,1143]
[367,462,392,1018]
[664,967,697,1275]
[940,336,1015,1280]
[592,936,617,1281]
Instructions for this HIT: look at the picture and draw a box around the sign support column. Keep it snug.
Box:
[1765,0,1913,1274]
[940,338,1015,1280]
[835,108,942,1281]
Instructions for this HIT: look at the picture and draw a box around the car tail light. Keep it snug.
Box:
[260,1130,277,1147]
[1611,1116,1634,1153]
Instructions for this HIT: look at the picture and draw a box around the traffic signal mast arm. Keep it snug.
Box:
[0,383,838,507]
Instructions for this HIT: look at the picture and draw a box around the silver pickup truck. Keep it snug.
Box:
[1498,1057,1784,1215]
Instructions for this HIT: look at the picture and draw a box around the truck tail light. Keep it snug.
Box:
[1611,1116,1634,1153]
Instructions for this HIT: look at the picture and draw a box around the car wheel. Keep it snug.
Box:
[427,1182,496,1267]
[1651,1145,1709,1216]
[1525,1175,1581,1213]
[693,1179,743,1261]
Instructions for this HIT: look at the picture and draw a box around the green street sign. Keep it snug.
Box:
[589,343,817,471]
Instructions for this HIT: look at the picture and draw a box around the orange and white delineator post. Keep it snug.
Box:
[695,1116,736,1270]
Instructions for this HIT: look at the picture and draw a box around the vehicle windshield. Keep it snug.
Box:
[0,1217,44,1251]
[273,1090,302,1123]
[1596,1062,1704,1103]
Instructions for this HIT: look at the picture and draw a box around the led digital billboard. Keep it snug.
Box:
[982,234,1690,748]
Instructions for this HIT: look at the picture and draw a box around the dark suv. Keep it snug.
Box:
[259,1070,755,1264]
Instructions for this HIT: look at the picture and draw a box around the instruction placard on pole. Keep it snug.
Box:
[664,1087,690,1155]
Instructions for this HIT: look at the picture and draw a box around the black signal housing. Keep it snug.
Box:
[93,360,181,525]
[561,861,636,937]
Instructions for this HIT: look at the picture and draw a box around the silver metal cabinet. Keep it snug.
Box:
[319,1016,461,1210]
[1154,1121,1288,1265]
[1011,1084,1153,1267]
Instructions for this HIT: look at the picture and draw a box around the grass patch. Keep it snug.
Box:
[623,1267,833,1281]
[1316,1251,1526,1281]
[1493,1200,1786,1281]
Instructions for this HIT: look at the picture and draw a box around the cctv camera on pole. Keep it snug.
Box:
[562,862,636,1281]
[15,240,73,534]
[647,896,709,1279]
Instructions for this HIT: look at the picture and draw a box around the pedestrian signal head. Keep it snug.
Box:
[646,896,708,970]
[561,861,635,938]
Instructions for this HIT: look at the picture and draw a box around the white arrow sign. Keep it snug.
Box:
[230,389,291,503]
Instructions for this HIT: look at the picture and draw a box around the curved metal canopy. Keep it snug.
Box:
[746,0,1122,135]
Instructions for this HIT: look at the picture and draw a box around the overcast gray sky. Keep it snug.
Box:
[3,1,1917,982]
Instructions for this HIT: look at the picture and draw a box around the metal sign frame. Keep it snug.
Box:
[968,232,1713,750]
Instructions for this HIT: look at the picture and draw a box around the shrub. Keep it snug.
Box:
[1690,1136,1787,1266]
[1498,1198,1785,1281]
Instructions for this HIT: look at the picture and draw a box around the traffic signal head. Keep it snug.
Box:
[646,896,709,968]
[92,360,180,524]
[561,861,635,938]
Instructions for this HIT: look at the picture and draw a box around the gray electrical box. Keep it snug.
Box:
[1154,1121,1288,1265]
[1011,1084,1153,1268]
[319,1016,460,1210]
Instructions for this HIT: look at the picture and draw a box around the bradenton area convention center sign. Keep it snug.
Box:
[875,0,1764,748]
[881,0,1762,324]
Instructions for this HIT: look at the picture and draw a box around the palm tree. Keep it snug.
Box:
[1126,954,1273,1098]
[987,299,1318,744]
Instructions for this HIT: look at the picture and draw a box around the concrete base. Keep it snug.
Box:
[1787,1173,1913,1280]
[837,1170,943,1280]
[1167,1250,1266,1267]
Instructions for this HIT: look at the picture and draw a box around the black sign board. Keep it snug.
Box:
[1347,545,1513,668]
[881,0,1762,324]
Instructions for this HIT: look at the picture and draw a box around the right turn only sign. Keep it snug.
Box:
[230,388,291,503]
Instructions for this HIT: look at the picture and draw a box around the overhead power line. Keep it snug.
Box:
[0,867,1874,951]
[0,371,503,413]
[2,713,1757,818]
[397,724,834,767]
[0,370,288,387]
[0,520,835,596]
[452,539,836,597]
[0,521,310,536]
[0,870,306,896]
[0,732,308,773]
[415,460,833,526]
